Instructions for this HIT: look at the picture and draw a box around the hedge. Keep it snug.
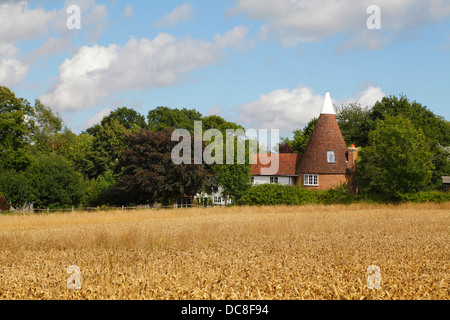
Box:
[238,184,450,206]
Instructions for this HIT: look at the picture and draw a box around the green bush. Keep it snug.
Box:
[0,170,31,207]
[318,184,359,205]
[83,170,119,206]
[238,183,450,206]
[239,184,320,206]
[396,191,450,203]
[25,156,85,209]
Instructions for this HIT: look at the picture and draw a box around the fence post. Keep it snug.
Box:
[122,205,124,211]
[47,207,49,214]
[72,207,74,213]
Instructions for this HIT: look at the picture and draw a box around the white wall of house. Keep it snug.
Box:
[196,176,298,206]
[251,175,297,186]
[196,186,231,206]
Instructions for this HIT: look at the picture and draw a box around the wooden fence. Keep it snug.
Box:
[0,203,217,214]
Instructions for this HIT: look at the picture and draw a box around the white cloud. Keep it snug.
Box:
[229,0,450,49]
[0,42,29,86]
[84,4,109,42]
[338,84,386,108]
[40,44,118,111]
[0,1,57,85]
[0,1,56,43]
[236,85,323,131]
[0,0,111,87]
[29,37,73,60]
[40,28,252,111]
[236,84,386,131]
[123,5,134,18]
[51,1,108,42]
[153,3,195,28]
[214,25,255,50]
[84,107,112,129]
[0,57,30,87]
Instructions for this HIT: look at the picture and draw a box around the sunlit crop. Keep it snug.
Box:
[0,203,448,299]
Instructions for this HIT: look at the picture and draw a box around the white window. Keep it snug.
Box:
[214,196,222,204]
[270,177,278,184]
[327,150,335,163]
[304,174,318,186]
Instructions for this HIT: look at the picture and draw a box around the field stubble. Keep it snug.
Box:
[0,203,448,299]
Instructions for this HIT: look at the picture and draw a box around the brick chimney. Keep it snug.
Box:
[346,144,358,193]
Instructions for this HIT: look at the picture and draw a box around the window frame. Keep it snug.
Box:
[270,176,279,184]
[304,174,319,186]
[327,150,335,164]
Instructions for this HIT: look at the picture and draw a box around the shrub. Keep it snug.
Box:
[0,196,9,211]
[239,184,320,206]
[239,183,450,206]
[318,184,359,205]
[396,191,450,203]
[25,156,84,209]
[0,170,31,207]
[83,170,119,206]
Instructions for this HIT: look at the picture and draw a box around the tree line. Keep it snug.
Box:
[281,95,450,197]
[1,85,449,209]
[0,86,252,209]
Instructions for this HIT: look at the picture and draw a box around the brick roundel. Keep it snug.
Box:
[297,114,348,175]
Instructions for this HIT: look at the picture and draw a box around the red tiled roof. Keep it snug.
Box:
[251,153,301,176]
[297,113,349,174]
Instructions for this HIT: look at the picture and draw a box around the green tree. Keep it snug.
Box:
[58,132,95,179]
[370,95,449,144]
[31,99,64,155]
[147,106,202,133]
[86,107,146,136]
[0,169,31,207]
[369,95,450,188]
[25,156,84,209]
[83,170,118,206]
[357,115,434,197]
[202,115,252,204]
[0,86,35,171]
[213,163,251,204]
[336,103,372,147]
[87,119,131,178]
[286,118,318,153]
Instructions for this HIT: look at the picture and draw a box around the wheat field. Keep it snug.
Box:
[0,203,448,300]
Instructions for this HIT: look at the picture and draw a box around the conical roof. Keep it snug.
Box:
[320,91,335,114]
[297,92,348,174]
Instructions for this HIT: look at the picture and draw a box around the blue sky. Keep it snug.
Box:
[1,0,449,139]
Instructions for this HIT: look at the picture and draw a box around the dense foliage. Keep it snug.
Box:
[0,85,448,210]
[115,129,209,205]
[239,183,450,205]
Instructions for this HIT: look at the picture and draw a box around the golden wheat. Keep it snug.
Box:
[0,203,448,299]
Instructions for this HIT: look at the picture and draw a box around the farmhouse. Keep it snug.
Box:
[195,91,359,206]
[251,153,301,185]
[250,92,358,192]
